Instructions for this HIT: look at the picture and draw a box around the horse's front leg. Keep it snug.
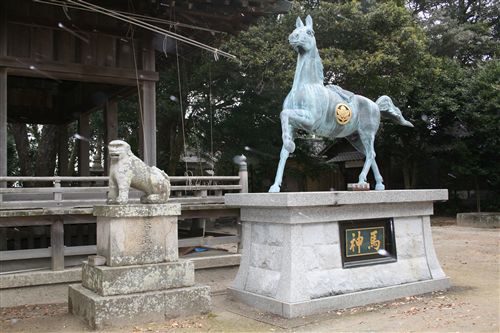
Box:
[269,109,313,192]
[280,109,314,153]
[269,146,291,192]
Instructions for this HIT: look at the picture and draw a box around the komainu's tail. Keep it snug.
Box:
[376,95,413,127]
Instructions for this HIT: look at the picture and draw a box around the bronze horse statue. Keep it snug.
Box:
[269,15,413,192]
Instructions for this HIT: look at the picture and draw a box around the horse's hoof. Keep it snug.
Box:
[375,183,385,191]
[269,184,281,193]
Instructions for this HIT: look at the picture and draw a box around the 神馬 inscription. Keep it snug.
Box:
[346,227,385,257]
[340,218,397,268]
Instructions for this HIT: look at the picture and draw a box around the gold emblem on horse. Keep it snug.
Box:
[335,103,352,125]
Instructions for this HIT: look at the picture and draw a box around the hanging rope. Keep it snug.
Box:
[176,41,189,173]
[208,60,214,158]
[129,27,146,158]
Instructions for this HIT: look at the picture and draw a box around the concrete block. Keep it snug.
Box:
[250,243,282,271]
[457,212,500,228]
[227,190,450,317]
[82,260,194,296]
[69,283,211,330]
[229,277,450,318]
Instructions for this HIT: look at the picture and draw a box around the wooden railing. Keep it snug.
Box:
[0,175,246,209]
[0,160,248,272]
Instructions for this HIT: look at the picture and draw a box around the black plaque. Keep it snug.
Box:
[339,218,397,268]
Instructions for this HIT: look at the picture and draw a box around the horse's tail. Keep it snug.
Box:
[376,95,414,127]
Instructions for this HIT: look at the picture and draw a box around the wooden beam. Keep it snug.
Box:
[0,56,158,85]
[78,113,90,177]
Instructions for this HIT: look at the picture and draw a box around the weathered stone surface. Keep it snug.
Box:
[457,212,500,228]
[226,190,448,207]
[93,203,180,218]
[96,214,178,266]
[69,283,211,329]
[107,140,171,205]
[82,260,195,296]
[228,190,450,317]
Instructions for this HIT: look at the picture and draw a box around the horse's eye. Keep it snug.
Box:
[307,30,313,36]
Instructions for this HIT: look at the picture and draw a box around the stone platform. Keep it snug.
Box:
[225,190,450,318]
[69,204,211,329]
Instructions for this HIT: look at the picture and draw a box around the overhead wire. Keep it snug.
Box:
[33,0,226,34]
[47,0,236,60]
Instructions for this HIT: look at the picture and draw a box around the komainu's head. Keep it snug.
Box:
[108,140,131,160]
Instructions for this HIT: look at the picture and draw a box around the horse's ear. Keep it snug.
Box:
[305,15,313,28]
[295,17,304,28]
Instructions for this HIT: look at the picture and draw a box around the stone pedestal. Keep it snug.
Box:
[69,204,211,329]
[225,190,450,318]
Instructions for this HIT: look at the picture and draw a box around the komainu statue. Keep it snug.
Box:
[269,16,413,192]
[107,140,170,204]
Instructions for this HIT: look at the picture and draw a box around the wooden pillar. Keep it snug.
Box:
[104,100,118,174]
[78,113,90,176]
[0,3,7,186]
[58,124,70,176]
[0,68,6,185]
[141,81,156,166]
[141,36,156,166]
[51,218,65,271]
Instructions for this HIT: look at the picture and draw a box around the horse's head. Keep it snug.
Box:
[289,15,316,54]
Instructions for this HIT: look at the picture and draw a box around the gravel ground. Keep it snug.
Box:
[1,221,498,333]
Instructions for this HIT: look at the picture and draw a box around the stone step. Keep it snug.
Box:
[69,283,211,330]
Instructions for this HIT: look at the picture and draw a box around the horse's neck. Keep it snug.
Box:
[291,49,323,90]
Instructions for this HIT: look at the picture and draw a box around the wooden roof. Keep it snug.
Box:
[3,0,291,124]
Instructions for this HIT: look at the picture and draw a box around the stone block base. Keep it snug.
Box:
[229,277,450,318]
[69,283,211,329]
[82,260,194,296]
[457,212,499,228]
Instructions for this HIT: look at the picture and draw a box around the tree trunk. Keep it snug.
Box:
[9,123,32,176]
[35,125,59,178]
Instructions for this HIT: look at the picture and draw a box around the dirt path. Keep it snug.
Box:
[1,225,498,332]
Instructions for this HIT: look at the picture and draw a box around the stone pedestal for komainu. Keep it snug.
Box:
[68,204,211,329]
[225,190,450,318]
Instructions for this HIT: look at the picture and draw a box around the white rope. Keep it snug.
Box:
[208,61,214,158]
[175,41,189,173]
[129,28,146,158]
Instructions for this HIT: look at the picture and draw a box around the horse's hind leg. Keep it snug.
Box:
[348,134,385,190]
